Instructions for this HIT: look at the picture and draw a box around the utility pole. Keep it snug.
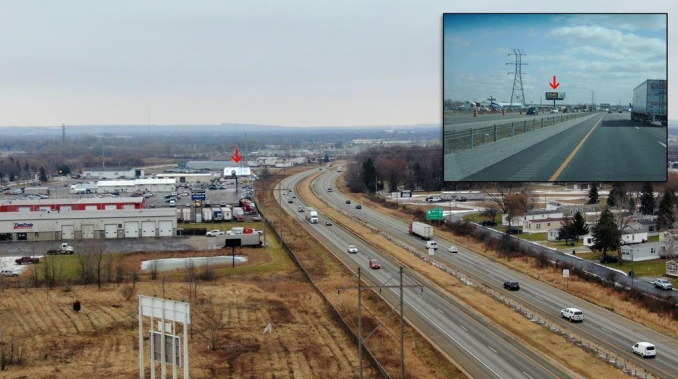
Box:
[338,266,422,379]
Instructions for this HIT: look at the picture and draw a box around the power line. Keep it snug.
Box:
[506,49,528,108]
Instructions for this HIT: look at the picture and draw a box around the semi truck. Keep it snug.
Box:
[409,222,433,240]
[305,207,319,223]
[213,209,224,222]
[232,207,245,221]
[47,242,74,255]
[631,79,667,125]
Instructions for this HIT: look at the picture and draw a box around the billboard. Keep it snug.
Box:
[223,167,251,177]
[545,92,565,100]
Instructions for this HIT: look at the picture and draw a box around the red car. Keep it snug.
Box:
[368,259,381,270]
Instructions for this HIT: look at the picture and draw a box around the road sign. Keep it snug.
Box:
[191,193,206,201]
[426,208,443,221]
[545,92,565,101]
[563,269,570,278]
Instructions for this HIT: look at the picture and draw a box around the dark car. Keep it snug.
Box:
[345,200,351,204]
[599,255,619,264]
[288,199,293,204]
[479,220,497,226]
[506,227,522,234]
[325,221,333,226]
[503,281,520,291]
[355,204,362,209]
[527,106,538,115]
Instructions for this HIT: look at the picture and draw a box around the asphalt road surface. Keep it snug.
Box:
[460,112,666,182]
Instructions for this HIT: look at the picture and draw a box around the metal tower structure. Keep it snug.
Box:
[506,49,527,108]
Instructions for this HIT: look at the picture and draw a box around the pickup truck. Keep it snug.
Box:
[654,278,673,290]
[15,256,39,265]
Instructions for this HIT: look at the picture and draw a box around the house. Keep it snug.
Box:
[523,217,564,234]
[621,242,665,262]
[502,209,563,227]
[581,231,648,247]
[627,219,659,235]
[558,204,601,216]
[666,261,678,277]
[547,228,561,241]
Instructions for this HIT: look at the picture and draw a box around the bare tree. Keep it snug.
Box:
[201,299,225,351]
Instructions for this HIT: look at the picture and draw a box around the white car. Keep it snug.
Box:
[632,342,656,358]
[447,246,458,253]
[654,278,673,290]
[561,308,584,322]
[550,108,559,113]
[347,245,358,254]
[206,229,225,237]
[0,269,19,277]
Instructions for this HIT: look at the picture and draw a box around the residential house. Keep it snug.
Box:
[502,209,563,227]
[621,242,665,262]
[523,217,564,234]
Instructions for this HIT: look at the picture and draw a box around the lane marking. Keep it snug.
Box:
[523,372,535,379]
[460,325,468,332]
[601,327,612,334]
[437,308,444,314]
[635,126,639,130]
[659,142,667,148]
[488,346,497,354]
[549,116,604,181]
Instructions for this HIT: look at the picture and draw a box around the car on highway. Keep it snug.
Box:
[206,229,225,237]
[654,278,673,290]
[632,342,656,358]
[503,281,520,291]
[368,259,381,270]
[292,195,297,198]
[607,109,613,113]
[549,108,558,113]
[345,200,351,204]
[447,246,458,253]
[355,204,362,209]
[561,308,584,322]
[347,245,358,254]
[251,214,262,221]
[328,188,333,192]
[527,106,538,115]
[288,199,294,204]
[298,206,304,212]
[325,221,333,226]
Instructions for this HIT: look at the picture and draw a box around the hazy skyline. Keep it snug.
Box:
[1,1,676,127]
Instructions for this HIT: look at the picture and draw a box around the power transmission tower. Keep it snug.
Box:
[506,49,528,108]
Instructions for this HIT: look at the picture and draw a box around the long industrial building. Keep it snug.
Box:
[0,197,176,242]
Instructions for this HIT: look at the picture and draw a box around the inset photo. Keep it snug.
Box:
[443,13,667,182]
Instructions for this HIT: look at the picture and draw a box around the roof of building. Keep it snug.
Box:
[0,197,144,207]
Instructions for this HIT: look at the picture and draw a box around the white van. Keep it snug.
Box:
[425,241,438,250]
[169,200,176,207]
[632,342,656,358]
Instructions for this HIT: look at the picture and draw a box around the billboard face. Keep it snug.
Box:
[223,167,251,177]
[443,13,667,182]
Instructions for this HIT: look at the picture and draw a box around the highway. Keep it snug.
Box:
[307,169,678,379]
[445,112,667,182]
[278,170,573,379]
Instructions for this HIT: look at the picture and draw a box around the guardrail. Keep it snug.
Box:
[444,113,590,154]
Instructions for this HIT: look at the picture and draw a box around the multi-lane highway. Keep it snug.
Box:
[445,112,667,182]
[280,168,678,379]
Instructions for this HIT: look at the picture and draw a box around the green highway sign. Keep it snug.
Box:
[426,208,444,221]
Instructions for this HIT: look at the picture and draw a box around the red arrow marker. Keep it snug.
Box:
[232,148,242,163]
[549,75,560,90]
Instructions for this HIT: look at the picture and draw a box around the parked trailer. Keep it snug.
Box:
[631,79,667,125]
[213,209,224,221]
[232,207,245,222]
[220,233,263,247]
[202,208,213,222]
[409,222,433,240]
[222,207,233,221]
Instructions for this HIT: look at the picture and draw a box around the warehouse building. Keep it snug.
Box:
[0,197,176,242]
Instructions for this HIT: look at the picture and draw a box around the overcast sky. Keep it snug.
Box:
[444,14,667,108]
[0,0,675,127]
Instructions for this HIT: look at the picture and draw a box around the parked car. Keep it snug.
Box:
[506,227,522,234]
[447,246,458,253]
[479,220,497,226]
[654,278,673,290]
[560,308,584,322]
[347,245,358,254]
[632,342,656,358]
[0,269,19,277]
[251,214,262,221]
[599,255,619,264]
[206,229,225,237]
[368,259,381,270]
[503,281,520,291]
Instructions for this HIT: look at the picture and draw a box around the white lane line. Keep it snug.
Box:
[635,126,639,130]
[460,325,468,332]
[523,372,535,379]
[437,308,444,314]
[601,327,612,334]
[488,346,497,354]
[534,295,543,302]
[659,142,667,148]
